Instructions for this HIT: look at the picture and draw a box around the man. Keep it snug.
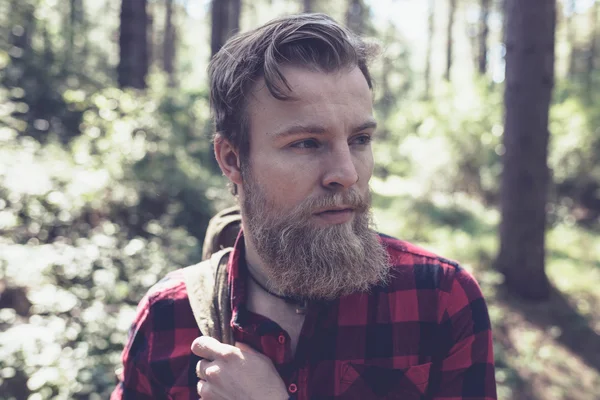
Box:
[112,13,497,400]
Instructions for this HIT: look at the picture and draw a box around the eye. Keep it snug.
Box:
[351,134,372,146]
[291,139,320,149]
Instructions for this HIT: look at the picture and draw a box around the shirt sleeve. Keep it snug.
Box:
[110,293,171,400]
[429,266,498,400]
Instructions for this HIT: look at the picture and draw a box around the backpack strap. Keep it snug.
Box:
[201,206,241,261]
[183,247,235,345]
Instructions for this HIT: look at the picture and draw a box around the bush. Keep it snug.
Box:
[0,84,229,399]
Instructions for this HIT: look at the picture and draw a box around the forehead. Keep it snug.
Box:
[246,66,374,135]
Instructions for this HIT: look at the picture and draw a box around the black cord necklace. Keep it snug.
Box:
[247,270,309,314]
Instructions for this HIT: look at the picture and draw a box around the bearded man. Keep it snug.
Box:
[112,13,497,400]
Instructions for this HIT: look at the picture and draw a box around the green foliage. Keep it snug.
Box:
[0,71,229,399]
[0,0,119,145]
[548,81,600,226]
[373,81,503,201]
[1,0,600,399]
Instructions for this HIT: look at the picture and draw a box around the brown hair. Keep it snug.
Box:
[208,13,379,163]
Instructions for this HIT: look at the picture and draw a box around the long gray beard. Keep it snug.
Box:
[243,178,390,301]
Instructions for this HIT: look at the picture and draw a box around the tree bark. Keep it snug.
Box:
[210,0,225,57]
[425,0,436,98]
[118,0,149,89]
[42,21,54,67]
[147,3,154,69]
[211,0,241,58]
[497,0,556,300]
[346,0,365,35]
[478,0,490,75]
[303,0,313,13]
[445,0,457,81]
[63,0,77,74]
[231,0,241,36]
[163,0,176,86]
[566,0,577,79]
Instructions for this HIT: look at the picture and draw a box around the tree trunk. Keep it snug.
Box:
[303,0,313,13]
[445,0,457,81]
[211,0,241,58]
[497,0,556,300]
[63,0,77,74]
[425,0,436,98]
[346,0,365,35]
[80,0,90,67]
[42,21,54,67]
[478,0,490,75]
[118,0,149,89]
[147,3,154,69]
[231,0,241,36]
[163,0,176,86]
[210,0,225,57]
[566,0,577,79]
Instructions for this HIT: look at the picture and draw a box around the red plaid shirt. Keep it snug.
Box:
[112,233,497,399]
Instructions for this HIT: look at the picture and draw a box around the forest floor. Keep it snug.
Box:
[374,196,600,400]
[484,225,600,400]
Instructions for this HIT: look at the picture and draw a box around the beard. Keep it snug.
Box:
[241,171,391,301]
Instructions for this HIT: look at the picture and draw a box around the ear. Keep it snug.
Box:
[214,134,243,186]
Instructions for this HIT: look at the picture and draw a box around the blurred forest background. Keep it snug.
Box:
[0,0,599,399]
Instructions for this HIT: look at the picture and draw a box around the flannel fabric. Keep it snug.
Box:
[111,232,497,399]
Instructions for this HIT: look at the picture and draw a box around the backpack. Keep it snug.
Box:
[182,206,241,345]
[200,206,241,261]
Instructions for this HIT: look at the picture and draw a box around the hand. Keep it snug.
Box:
[191,336,289,400]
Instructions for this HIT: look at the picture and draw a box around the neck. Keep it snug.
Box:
[243,234,309,314]
[240,226,308,355]
[243,234,277,292]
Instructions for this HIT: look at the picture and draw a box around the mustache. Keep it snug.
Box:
[242,172,372,223]
[291,189,371,218]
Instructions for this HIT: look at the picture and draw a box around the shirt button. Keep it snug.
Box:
[278,334,286,344]
[288,383,298,393]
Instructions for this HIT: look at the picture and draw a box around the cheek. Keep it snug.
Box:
[356,151,374,182]
[250,154,316,196]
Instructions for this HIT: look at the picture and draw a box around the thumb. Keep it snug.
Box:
[192,336,228,360]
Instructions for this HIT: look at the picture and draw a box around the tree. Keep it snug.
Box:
[346,0,366,35]
[303,0,313,13]
[118,0,149,89]
[211,0,241,58]
[445,0,457,81]
[163,0,177,86]
[424,0,436,98]
[566,0,577,79]
[496,0,556,300]
[147,2,154,68]
[478,0,491,75]
[64,0,84,76]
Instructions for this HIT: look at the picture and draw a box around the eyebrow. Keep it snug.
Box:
[272,119,378,138]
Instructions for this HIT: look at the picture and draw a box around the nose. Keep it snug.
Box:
[321,145,359,190]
